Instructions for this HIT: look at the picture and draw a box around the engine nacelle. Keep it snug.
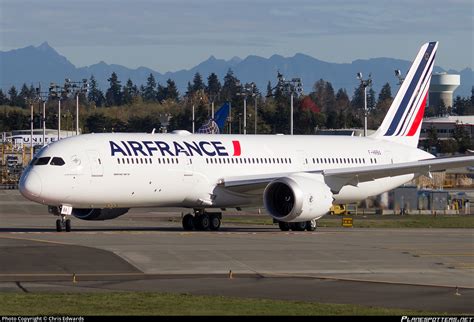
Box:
[263,173,333,222]
[71,208,129,221]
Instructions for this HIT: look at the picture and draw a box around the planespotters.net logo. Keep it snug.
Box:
[402,317,473,322]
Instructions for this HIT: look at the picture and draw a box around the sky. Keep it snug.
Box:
[1,0,473,72]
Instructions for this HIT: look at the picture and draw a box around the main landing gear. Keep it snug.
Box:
[182,209,222,231]
[277,219,317,232]
[49,206,72,232]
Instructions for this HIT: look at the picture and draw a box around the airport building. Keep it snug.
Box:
[1,129,79,148]
[419,115,474,144]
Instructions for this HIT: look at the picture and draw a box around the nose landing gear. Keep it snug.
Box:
[49,206,72,232]
[55,216,71,232]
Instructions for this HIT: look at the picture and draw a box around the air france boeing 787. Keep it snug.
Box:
[19,42,473,232]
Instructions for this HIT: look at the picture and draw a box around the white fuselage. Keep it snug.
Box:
[20,132,432,209]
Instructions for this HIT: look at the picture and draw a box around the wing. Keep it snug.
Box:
[218,155,474,194]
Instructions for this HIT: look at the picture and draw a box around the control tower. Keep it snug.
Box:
[429,73,460,108]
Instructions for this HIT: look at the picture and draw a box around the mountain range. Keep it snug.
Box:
[1,42,472,98]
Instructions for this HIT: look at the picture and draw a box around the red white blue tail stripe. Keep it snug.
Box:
[372,42,438,147]
[384,42,437,136]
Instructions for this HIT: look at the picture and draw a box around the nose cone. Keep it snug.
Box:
[19,169,42,200]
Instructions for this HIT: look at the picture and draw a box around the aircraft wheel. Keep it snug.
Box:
[65,219,71,232]
[278,221,290,231]
[56,219,62,232]
[291,221,307,231]
[182,214,194,231]
[194,214,210,231]
[209,214,221,231]
[306,219,317,231]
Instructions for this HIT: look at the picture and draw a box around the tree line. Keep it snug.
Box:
[1,69,473,153]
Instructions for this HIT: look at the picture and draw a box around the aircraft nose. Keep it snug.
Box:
[19,169,42,199]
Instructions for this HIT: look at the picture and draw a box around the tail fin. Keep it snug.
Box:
[196,102,230,134]
[371,42,438,147]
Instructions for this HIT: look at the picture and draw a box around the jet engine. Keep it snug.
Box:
[263,173,333,222]
[71,208,130,221]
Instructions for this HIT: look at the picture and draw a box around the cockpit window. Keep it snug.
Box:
[50,157,65,166]
[34,157,50,166]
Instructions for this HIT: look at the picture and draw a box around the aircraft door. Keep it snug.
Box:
[87,150,103,177]
[183,157,194,181]
[296,150,308,171]
[385,150,395,164]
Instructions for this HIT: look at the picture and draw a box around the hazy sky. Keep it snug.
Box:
[1,0,473,72]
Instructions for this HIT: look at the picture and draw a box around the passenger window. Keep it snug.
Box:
[50,157,65,166]
[34,157,50,166]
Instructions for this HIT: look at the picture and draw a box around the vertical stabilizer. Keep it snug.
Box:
[371,42,438,147]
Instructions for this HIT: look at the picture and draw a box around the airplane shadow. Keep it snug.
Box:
[0,226,280,233]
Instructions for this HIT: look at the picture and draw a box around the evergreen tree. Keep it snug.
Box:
[0,89,9,105]
[373,83,393,129]
[143,73,157,102]
[185,82,193,97]
[105,72,122,106]
[453,96,474,115]
[156,83,166,102]
[122,79,134,105]
[3,110,29,130]
[206,73,221,101]
[311,79,335,114]
[87,75,105,107]
[29,84,36,99]
[192,72,205,92]
[452,125,472,153]
[266,81,273,98]
[333,89,349,128]
[165,79,179,101]
[19,83,31,108]
[221,69,239,101]
[8,86,19,107]
[139,85,146,97]
[423,125,439,153]
[378,82,392,103]
[351,83,365,110]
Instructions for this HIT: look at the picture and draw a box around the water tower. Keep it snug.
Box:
[429,73,460,108]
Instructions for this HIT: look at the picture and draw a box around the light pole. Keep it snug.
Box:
[42,99,46,145]
[254,96,258,134]
[236,82,256,135]
[67,78,88,135]
[35,87,48,147]
[58,98,61,140]
[49,82,63,140]
[395,69,404,86]
[356,72,372,137]
[243,98,247,135]
[275,73,303,135]
[29,100,34,160]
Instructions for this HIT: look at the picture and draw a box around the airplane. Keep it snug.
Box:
[196,102,230,134]
[19,41,473,232]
